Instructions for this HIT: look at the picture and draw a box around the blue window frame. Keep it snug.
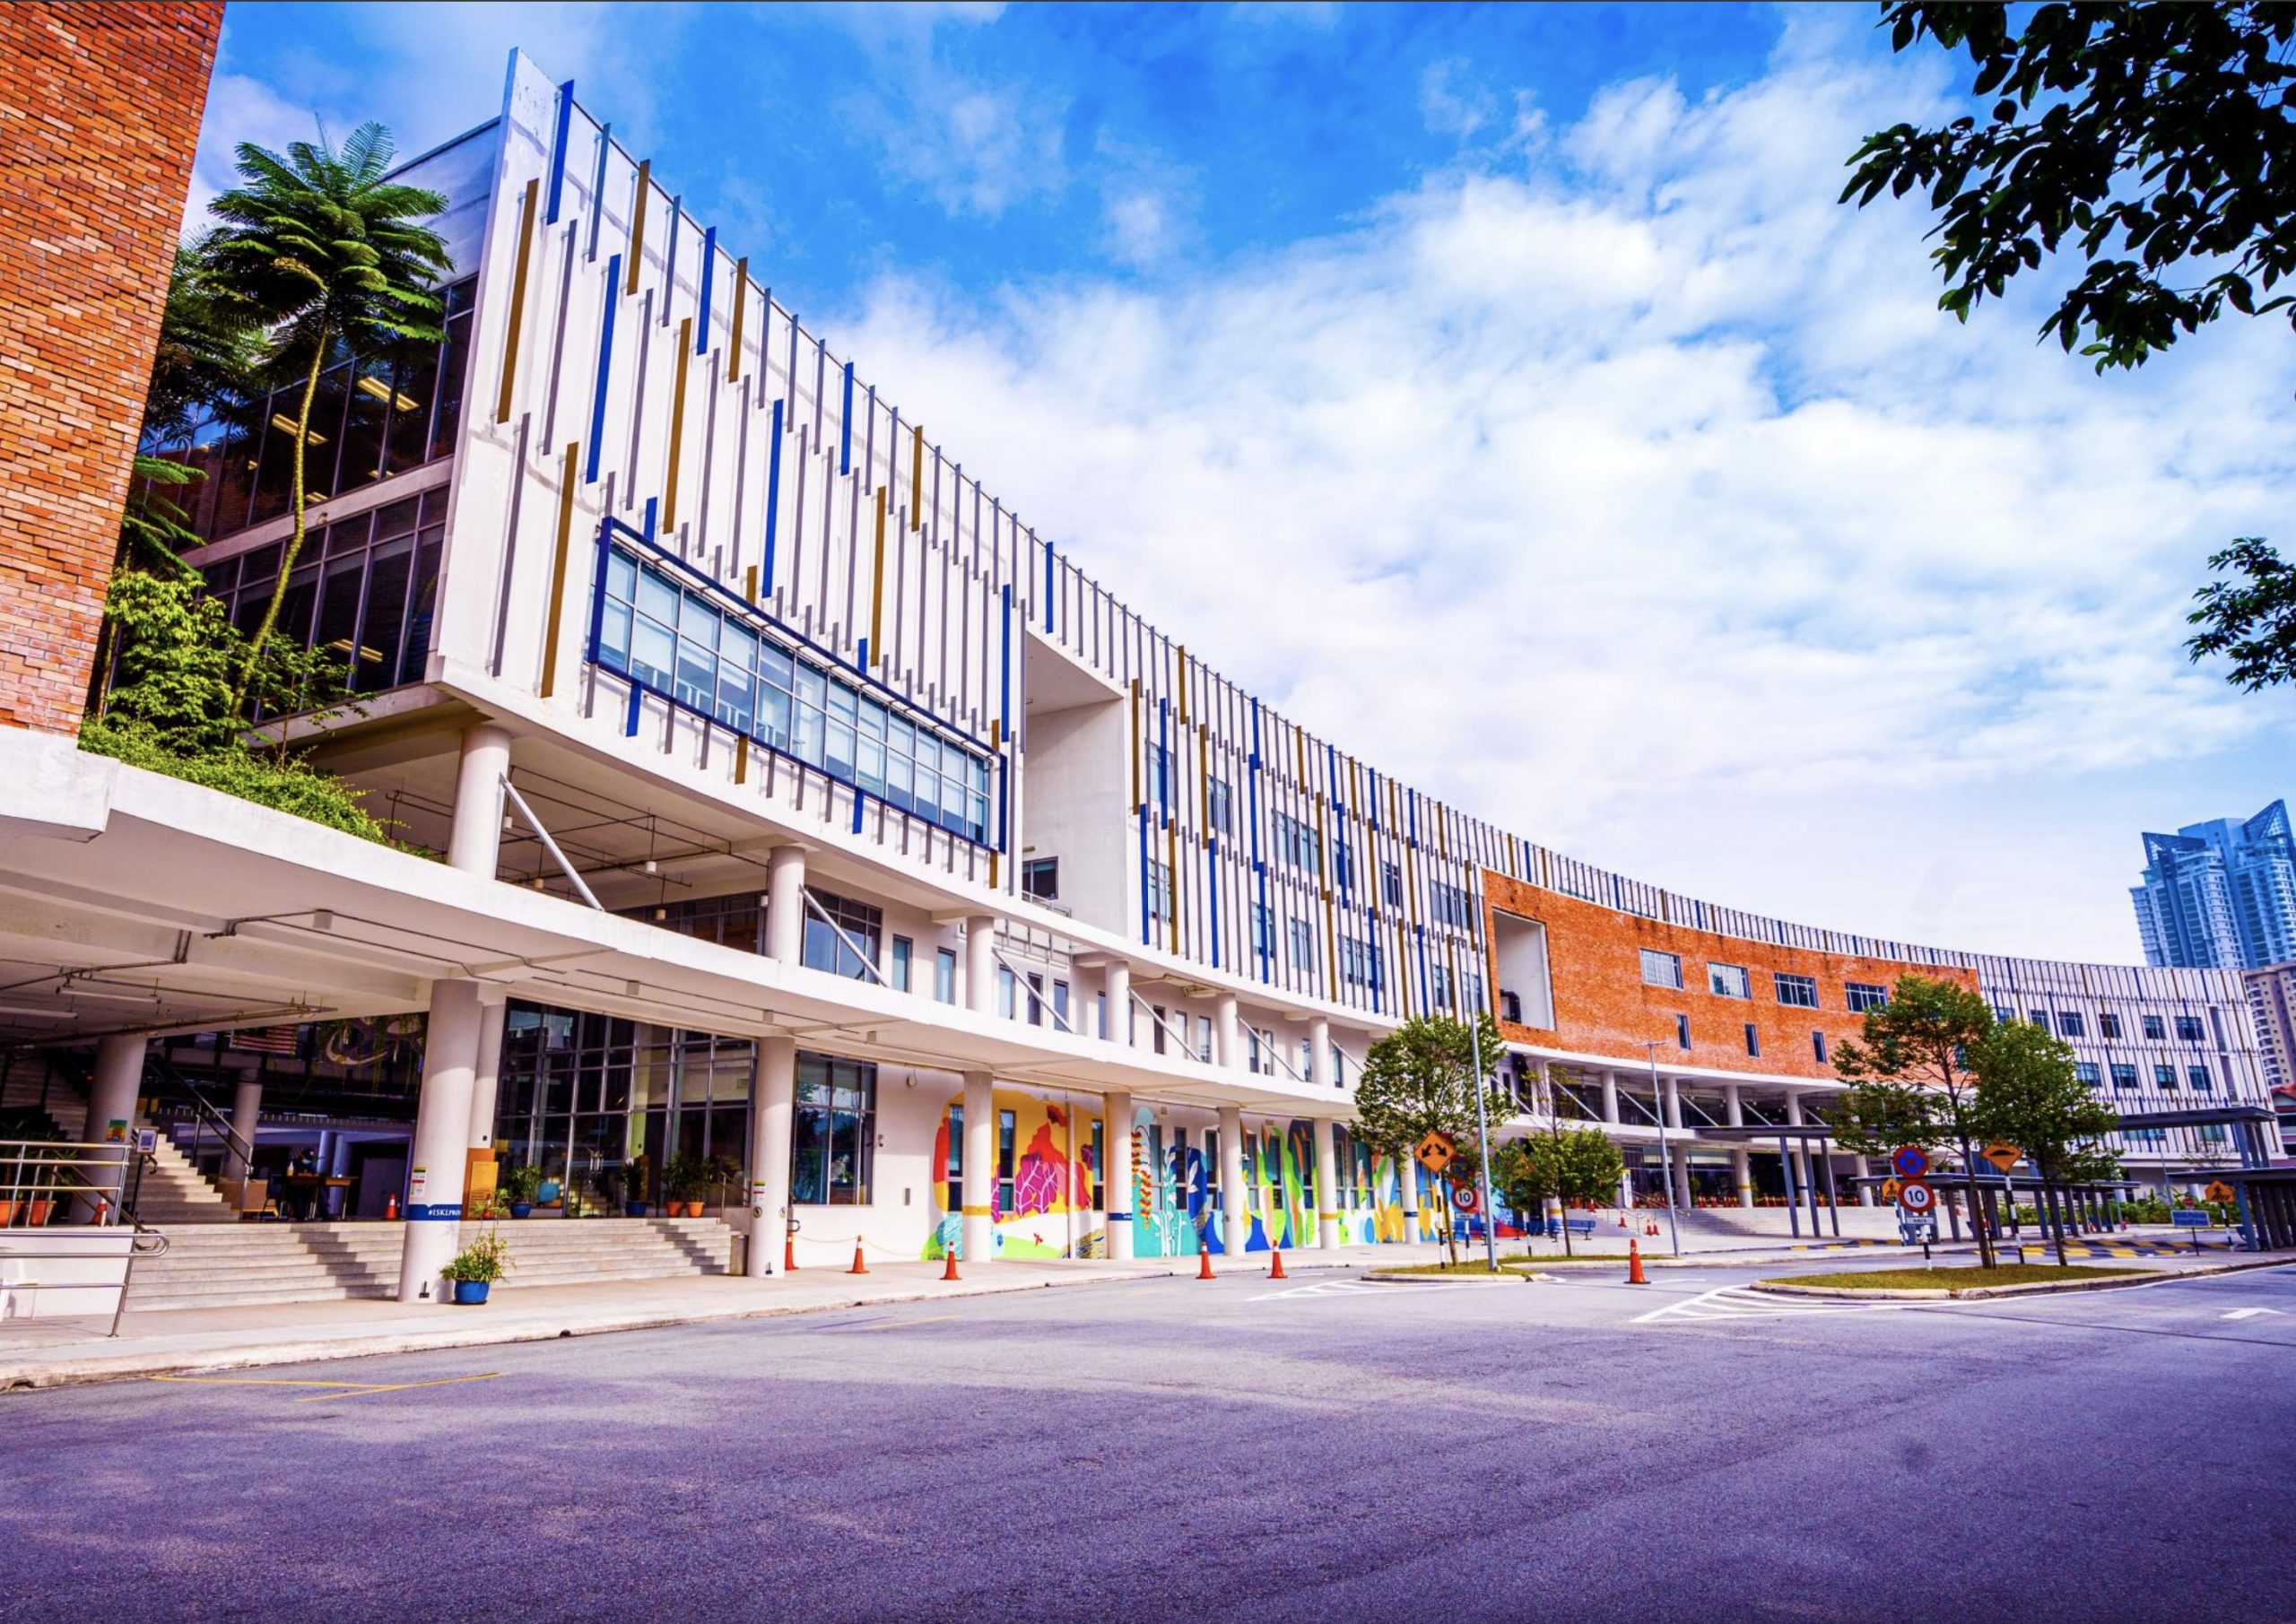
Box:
[596,529,991,844]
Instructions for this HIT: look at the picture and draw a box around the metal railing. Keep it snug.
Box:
[145,1055,254,1186]
[0,1137,169,1337]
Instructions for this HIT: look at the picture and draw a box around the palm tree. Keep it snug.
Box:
[118,239,262,578]
[204,122,448,710]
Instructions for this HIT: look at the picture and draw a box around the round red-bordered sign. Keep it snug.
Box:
[1451,1181,1482,1215]
[1897,1179,1936,1216]
[1892,1144,1931,1181]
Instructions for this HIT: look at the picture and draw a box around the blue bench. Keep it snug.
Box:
[1544,1218,1598,1239]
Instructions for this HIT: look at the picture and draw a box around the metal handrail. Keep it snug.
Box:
[0,1142,168,1337]
[147,1055,254,1182]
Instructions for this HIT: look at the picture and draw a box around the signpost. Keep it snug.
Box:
[2173,1206,2212,1254]
[1891,1144,1930,1182]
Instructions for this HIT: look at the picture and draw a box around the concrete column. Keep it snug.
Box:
[1602,1070,1621,1125]
[1103,1090,1135,1261]
[1732,1146,1754,1208]
[445,723,512,879]
[1857,1154,1876,1207]
[1218,1103,1248,1255]
[965,916,997,1016]
[1663,1078,1692,1207]
[228,1075,262,1183]
[764,846,805,964]
[466,995,508,1150]
[744,1036,796,1277]
[1401,1153,1422,1245]
[1314,1121,1342,1249]
[397,978,483,1303]
[1783,1090,1812,1196]
[81,1034,145,1221]
[1097,960,1125,1047]
[1725,1084,1744,1126]
[961,1070,995,1264]
[1309,1017,1331,1087]
[1214,994,1241,1071]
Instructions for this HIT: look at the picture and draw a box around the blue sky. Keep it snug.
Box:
[189,3,2296,960]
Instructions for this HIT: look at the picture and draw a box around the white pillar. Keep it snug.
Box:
[1725,1084,1744,1126]
[397,978,483,1303]
[1214,994,1241,1071]
[1785,1090,1813,1199]
[961,1070,995,1264]
[82,1034,145,1221]
[1664,1077,1692,1208]
[228,1075,262,1183]
[1602,1070,1621,1125]
[1401,1150,1422,1244]
[745,1035,795,1277]
[965,916,997,1016]
[765,845,805,964]
[445,723,511,879]
[1734,1147,1754,1208]
[1103,1089,1135,1261]
[1857,1154,1876,1207]
[1315,1122,1343,1249]
[1309,1017,1331,1088]
[466,995,508,1150]
[1217,1103,1248,1255]
[1102,961,1132,1046]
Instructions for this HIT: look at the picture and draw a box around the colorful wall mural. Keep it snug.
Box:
[923,1087,1101,1261]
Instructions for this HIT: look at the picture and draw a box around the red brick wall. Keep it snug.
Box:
[1483,868,1979,1079]
[0,3,222,734]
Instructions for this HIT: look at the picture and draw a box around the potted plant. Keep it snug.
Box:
[499,1164,543,1218]
[439,1229,511,1305]
[665,1155,709,1218]
[622,1153,652,1218]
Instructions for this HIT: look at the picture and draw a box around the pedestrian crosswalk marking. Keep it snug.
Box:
[1632,1285,1922,1324]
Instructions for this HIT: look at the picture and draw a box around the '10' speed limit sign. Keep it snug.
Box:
[1897,1180,1936,1216]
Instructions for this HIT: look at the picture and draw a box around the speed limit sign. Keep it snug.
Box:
[1897,1179,1936,1217]
[1451,1179,1482,1215]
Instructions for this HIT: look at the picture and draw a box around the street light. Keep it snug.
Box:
[1639,1040,1682,1258]
[1468,1007,1499,1271]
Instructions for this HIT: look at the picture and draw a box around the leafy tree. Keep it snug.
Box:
[1970,1020,2120,1266]
[143,237,262,447]
[1832,973,2002,1266]
[1843,4,2296,691]
[1352,1012,1507,1263]
[1492,1127,1624,1258]
[204,122,448,708]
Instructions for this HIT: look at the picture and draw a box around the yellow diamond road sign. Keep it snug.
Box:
[2205,1180,2237,1205]
[1880,1177,1902,1202]
[1983,1142,2021,1174]
[1415,1132,1456,1174]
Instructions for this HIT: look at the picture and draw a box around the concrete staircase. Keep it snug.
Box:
[126,1216,734,1311]
[126,1134,242,1227]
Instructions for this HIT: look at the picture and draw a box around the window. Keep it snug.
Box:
[2029,1010,2049,1029]
[1332,841,1353,891]
[998,1108,1017,1215]
[1774,972,1818,1009]
[1146,859,1174,924]
[1846,983,1889,1013]
[1675,1013,1692,1050]
[2156,1064,2178,1091]
[596,539,992,843]
[800,888,882,981]
[1251,904,1275,960]
[998,967,1016,1020]
[2074,1062,2100,1089]
[1274,812,1320,873]
[1022,857,1059,901]
[2057,1011,2086,1038]
[2111,1063,2137,1090]
[1641,950,1683,990]
[1207,777,1233,838]
[1430,881,1475,929]
[2100,1012,2123,1039]
[934,948,957,1004]
[1812,1030,1829,1064]
[2200,1123,2228,1145]
[2188,1064,2213,1093]
[2175,1014,2205,1043]
[638,890,764,952]
[1501,989,1523,1024]
[790,1054,874,1204]
[1430,963,1454,1010]
[1289,916,1317,973]
[1382,862,1403,908]
[1744,1023,1760,1057]
[1992,1005,2013,1023]
[1148,744,1170,811]
[2142,1013,2166,1040]
[1198,1014,1213,1063]
[1341,935,1382,991]
[1708,963,1751,1000]
[891,936,912,994]
[1151,1006,1167,1056]
[2125,1126,2168,1146]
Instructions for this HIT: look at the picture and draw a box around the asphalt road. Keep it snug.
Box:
[5,1258,2294,1623]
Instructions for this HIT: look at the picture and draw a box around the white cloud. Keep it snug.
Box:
[837,36,2296,961]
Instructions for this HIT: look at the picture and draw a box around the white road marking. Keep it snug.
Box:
[1632,1285,1925,1324]
[1248,1280,1388,1302]
[2221,1307,2285,1321]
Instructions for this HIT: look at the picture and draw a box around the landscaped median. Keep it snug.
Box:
[1754,1264,2154,1300]
[1363,1252,1636,1281]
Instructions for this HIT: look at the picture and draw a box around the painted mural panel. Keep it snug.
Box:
[923,1088,1100,1260]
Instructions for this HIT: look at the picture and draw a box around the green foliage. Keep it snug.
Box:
[1845,3,2296,372]
[1351,1013,1509,1158]
[439,1229,512,1284]
[1492,1126,1623,1257]
[2187,539,2296,691]
[500,1165,544,1205]
[144,237,262,444]
[665,1155,711,1201]
[1824,1079,1948,1159]
[1970,1019,2121,1187]
[204,122,448,699]
[81,716,389,843]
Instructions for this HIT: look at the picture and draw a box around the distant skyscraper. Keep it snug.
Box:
[2133,801,2296,969]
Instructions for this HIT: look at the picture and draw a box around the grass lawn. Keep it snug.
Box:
[1761,1264,2151,1291]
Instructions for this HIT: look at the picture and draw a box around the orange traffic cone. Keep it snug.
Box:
[785,1232,798,1272]
[1268,1248,1287,1281]
[849,1238,868,1275]
[384,1193,399,1221]
[1627,1238,1648,1285]
[1197,1241,1216,1280]
[942,1240,961,1281]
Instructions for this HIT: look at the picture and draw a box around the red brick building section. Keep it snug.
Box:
[0,3,222,735]
[1482,867,1980,1081]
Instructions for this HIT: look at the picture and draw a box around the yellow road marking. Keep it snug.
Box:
[152,1372,505,1402]
[291,1373,504,1403]
[842,1316,958,1333]
[152,1376,374,1390]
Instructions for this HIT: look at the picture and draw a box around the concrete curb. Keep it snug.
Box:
[1750,1257,2292,1302]
[1359,1271,1520,1286]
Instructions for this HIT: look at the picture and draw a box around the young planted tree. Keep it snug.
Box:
[1831,973,2002,1267]
[1492,1128,1624,1258]
[1352,1012,1508,1264]
[1970,1020,2120,1267]
[203,123,448,711]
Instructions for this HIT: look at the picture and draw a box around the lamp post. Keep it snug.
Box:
[1469,1009,1498,1272]
[1640,1040,1682,1258]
